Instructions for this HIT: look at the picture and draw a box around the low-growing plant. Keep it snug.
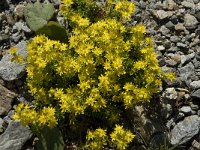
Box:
[13,0,174,149]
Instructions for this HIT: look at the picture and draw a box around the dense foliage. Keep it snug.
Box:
[13,0,174,149]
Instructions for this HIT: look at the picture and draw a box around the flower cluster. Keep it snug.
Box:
[13,0,174,148]
[86,125,134,150]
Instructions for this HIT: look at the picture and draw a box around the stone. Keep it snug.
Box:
[179,106,192,114]
[22,25,32,34]
[14,5,25,19]
[0,41,27,81]
[192,140,200,150]
[181,1,195,9]
[175,23,185,31]
[159,25,170,35]
[0,121,32,150]
[0,34,10,43]
[166,118,175,129]
[170,36,180,42]
[155,10,169,20]
[164,0,177,10]
[0,118,4,132]
[190,81,200,89]
[196,12,200,21]
[6,14,15,25]
[177,42,187,48]
[11,32,22,43]
[163,87,177,100]
[191,89,200,99]
[193,58,200,69]
[184,14,198,29]
[0,84,16,115]
[180,52,195,65]
[178,62,195,75]
[178,62,195,86]
[157,45,165,51]
[170,115,200,145]
[165,59,177,67]
[165,21,175,29]
[190,104,199,110]
[13,22,24,31]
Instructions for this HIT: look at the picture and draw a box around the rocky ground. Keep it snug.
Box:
[0,0,200,149]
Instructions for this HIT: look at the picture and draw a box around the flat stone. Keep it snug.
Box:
[157,45,165,51]
[181,1,195,9]
[191,89,200,99]
[190,81,200,89]
[155,10,169,20]
[177,42,187,48]
[184,14,198,29]
[179,106,192,114]
[175,23,185,31]
[170,36,180,42]
[170,115,200,145]
[0,41,27,81]
[0,84,16,115]
[0,121,32,150]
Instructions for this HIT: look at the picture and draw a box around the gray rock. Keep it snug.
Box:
[193,58,200,69]
[11,32,22,43]
[181,1,195,9]
[22,25,32,34]
[166,118,175,129]
[170,36,180,42]
[175,23,185,31]
[196,2,200,11]
[190,104,199,110]
[155,10,169,20]
[184,14,198,29]
[0,121,32,150]
[157,45,165,51]
[165,21,175,29]
[163,87,178,100]
[0,34,10,43]
[179,106,192,114]
[190,81,200,89]
[191,89,200,99]
[177,42,187,48]
[196,12,200,21]
[165,59,177,67]
[180,52,195,65]
[14,4,25,19]
[0,41,27,81]
[0,84,16,115]
[164,0,177,10]
[176,112,185,121]
[178,62,195,85]
[159,25,170,35]
[13,22,24,31]
[170,115,200,145]
[0,118,4,132]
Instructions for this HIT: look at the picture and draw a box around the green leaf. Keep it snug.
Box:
[25,2,55,32]
[36,126,64,150]
[36,21,67,43]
